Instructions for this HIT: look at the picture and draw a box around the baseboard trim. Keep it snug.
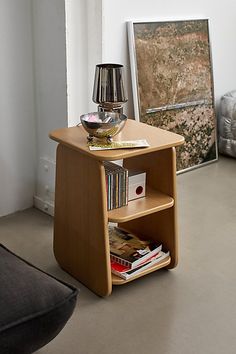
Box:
[34,196,54,216]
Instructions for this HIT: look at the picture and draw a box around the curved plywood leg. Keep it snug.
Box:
[53,144,112,296]
[121,147,178,269]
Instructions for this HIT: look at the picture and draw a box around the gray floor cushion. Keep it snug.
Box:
[0,244,78,354]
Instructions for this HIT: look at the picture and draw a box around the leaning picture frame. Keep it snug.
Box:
[127,18,218,173]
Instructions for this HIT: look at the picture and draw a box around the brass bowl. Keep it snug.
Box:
[80,112,127,143]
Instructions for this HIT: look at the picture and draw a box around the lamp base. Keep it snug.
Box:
[98,105,123,114]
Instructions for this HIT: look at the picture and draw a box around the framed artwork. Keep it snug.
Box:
[127,19,218,172]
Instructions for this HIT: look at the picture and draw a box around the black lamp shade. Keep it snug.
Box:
[93,64,128,108]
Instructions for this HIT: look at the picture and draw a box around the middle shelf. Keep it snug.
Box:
[108,186,174,223]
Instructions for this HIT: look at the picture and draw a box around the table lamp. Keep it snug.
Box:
[92,63,128,113]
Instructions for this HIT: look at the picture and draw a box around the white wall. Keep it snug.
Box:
[1,0,236,217]
[66,0,236,120]
[65,0,88,126]
[41,0,236,215]
[0,0,67,217]
[0,0,36,217]
[32,0,68,215]
[101,0,236,114]
[65,0,102,125]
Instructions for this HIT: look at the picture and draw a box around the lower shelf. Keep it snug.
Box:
[112,255,171,285]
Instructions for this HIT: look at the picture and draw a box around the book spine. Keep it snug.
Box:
[110,254,131,268]
[105,174,109,210]
[115,172,118,208]
[118,170,122,208]
[125,168,128,205]
[104,161,129,210]
[108,173,111,210]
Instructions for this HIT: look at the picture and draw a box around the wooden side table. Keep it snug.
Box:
[49,119,184,296]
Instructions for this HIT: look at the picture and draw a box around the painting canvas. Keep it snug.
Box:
[127,19,218,172]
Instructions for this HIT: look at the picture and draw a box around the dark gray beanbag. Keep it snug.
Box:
[0,244,78,354]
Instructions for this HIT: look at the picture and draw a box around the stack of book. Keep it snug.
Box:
[109,225,169,280]
[104,161,128,210]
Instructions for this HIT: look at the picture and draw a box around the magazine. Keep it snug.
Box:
[88,139,149,150]
[111,251,170,280]
[111,251,163,274]
[109,226,162,269]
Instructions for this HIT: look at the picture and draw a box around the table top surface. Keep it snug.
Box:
[49,119,184,160]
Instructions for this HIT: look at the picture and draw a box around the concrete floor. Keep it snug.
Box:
[1,156,236,354]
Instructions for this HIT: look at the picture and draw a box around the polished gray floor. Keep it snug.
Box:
[1,156,236,354]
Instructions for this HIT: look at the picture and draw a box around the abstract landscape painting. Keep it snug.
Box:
[128,19,218,172]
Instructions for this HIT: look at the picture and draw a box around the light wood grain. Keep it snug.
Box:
[53,144,112,297]
[108,187,174,223]
[49,119,184,161]
[51,120,183,296]
[119,148,178,269]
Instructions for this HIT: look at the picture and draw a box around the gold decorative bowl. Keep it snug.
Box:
[80,112,127,143]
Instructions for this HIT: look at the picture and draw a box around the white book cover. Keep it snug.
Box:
[116,251,170,280]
